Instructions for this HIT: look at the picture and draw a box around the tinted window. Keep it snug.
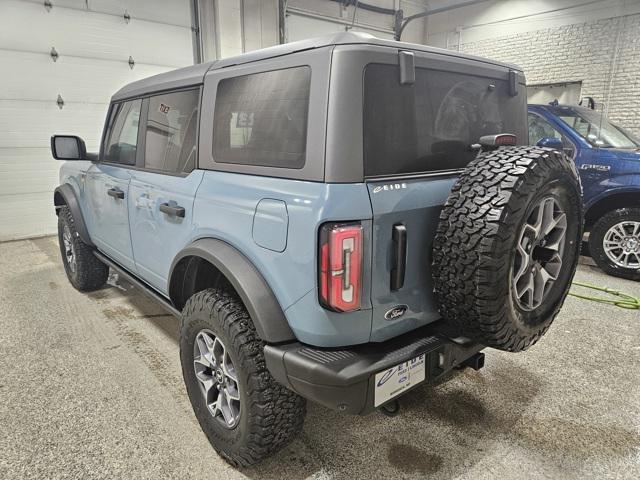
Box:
[213,67,311,169]
[363,64,526,177]
[104,99,142,165]
[527,112,574,156]
[551,106,640,149]
[145,89,199,174]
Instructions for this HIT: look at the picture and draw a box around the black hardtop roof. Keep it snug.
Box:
[112,31,522,102]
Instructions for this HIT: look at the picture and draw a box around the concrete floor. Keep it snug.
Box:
[0,236,638,480]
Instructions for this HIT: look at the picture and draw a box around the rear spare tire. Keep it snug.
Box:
[432,146,583,352]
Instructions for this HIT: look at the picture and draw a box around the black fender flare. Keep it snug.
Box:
[169,238,296,344]
[54,184,94,247]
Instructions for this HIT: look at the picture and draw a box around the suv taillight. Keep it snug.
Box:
[319,222,363,312]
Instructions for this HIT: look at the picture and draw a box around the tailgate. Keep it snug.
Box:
[361,59,526,343]
[367,177,456,342]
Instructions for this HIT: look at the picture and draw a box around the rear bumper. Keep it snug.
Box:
[264,323,484,415]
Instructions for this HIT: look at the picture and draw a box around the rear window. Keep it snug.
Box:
[363,64,526,177]
[212,66,311,169]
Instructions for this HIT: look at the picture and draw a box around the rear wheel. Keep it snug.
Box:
[57,206,108,291]
[589,208,640,281]
[432,146,583,352]
[180,288,306,467]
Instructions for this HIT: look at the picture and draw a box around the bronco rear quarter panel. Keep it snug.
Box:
[191,171,374,347]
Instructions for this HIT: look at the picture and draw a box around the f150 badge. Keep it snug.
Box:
[580,164,610,172]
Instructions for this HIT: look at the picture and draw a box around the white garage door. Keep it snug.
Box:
[286,13,394,42]
[0,0,194,241]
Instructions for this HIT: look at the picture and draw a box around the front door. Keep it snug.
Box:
[85,98,142,272]
[128,89,202,293]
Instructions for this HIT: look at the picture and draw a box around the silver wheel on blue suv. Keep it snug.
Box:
[179,289,306,467]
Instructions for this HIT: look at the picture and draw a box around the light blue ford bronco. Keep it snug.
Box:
[51,33,583,466]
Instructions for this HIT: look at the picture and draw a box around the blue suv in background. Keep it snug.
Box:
[528,103,640,280]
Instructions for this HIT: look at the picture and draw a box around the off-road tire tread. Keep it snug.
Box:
[588,207,640,281]
[180,289,306,467]
[432,146,582,352]
[57,206,108,291]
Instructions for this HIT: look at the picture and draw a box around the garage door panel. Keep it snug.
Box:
[0,172,60,197]
[22,0,192,28]
[0,51,175,103]
[0,148,60,189]
[0,0,192,67]
[91,0,192,28]
[0,100,107,148]
[0,192,58,241]
[0,148,62,168]
[0,0,194,241]
[127,20,193,67]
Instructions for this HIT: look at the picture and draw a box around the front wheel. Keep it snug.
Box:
[179,288,306,467]
[589,208,640,281]
[57,206,109,291]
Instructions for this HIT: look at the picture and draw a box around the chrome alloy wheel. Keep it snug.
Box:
[603,221,640,269]
[193,330,241,428]
[62,225,76,273]
[512,197,568,311]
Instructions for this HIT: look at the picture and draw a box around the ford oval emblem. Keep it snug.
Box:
[384,305,408,320]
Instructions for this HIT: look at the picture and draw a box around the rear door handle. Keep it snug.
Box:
[160,202,185,218]
[107,188,125,199]
[391,224,407,291]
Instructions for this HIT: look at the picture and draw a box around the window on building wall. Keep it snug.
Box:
[526,81,582,105]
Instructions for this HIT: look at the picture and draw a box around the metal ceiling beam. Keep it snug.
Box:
[395,0,492,40]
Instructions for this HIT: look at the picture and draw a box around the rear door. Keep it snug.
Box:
[128,88,203,293]
[362,57,527,342]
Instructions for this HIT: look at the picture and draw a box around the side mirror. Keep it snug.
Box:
[536,137,564,151]
[51,135,87,160]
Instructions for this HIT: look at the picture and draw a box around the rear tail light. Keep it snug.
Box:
[319,222,363,312]
[479,133,517,147]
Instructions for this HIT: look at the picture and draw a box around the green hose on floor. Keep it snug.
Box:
[568,281,640,310]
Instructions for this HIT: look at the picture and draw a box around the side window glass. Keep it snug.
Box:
[213,66,311,169]
[527,113,574,157]
[145,89,200,174]
[559,115,591,137]
[528,113,560,143]
[104,99,142,165]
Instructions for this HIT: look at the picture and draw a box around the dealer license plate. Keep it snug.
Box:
[374,354,426,407]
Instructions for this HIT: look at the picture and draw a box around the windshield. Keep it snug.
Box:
[550,106,640,149]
